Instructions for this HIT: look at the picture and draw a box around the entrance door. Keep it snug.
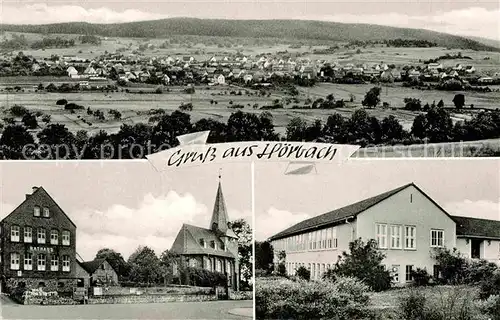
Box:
[77,278,84,288]
[471,239,482,259]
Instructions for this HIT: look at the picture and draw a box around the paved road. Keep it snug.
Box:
[0,299,252,320]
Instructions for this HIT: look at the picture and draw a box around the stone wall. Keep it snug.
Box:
[88,294,217,304]
[102,285,213,296]
[6,277,77,294]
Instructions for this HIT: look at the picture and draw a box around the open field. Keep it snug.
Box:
[2,80,499,136]
[0,84,284,134]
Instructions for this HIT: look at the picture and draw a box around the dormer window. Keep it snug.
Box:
[210,240,215,249]
[43,207,50,218]
[220,243,226,251]
[34,206,41,217]
[199,239,206,248]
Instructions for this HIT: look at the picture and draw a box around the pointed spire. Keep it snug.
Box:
[210,171,229,234]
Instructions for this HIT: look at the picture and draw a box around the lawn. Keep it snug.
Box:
[370,285,481,319]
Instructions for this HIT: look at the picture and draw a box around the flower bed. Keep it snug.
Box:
[229,290,253,301]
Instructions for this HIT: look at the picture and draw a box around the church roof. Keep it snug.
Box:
[170,224,236,259]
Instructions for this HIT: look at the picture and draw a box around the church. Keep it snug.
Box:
[170,175,240,291]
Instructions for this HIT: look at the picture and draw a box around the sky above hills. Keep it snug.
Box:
[0,1,499,41]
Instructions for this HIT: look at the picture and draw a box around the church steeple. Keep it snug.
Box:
[210,169,229,234]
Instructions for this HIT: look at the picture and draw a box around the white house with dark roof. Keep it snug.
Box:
[269,183,500,285]
[170,176,240,290]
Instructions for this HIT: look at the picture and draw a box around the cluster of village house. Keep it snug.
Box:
[18,52,500,87]
[0,179,240,297]
[270,183,500,283]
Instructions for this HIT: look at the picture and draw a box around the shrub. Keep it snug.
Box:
[277,263,286,276]
[10,105,28,117]
[464,260,498,284]
[183,87,195,94]
[326,238,392,292]
[179,103,193,111]
[21,113,37,129]
[296,266,310,281]
[432,247,468,284]
[182,267,227,288]
[411,268,431,286]
[478,295,500,320]
[479,270,500,300]
[255,277,374,320]
[65,103,84,110]
[56,99,68,105]
[398,289,426,320]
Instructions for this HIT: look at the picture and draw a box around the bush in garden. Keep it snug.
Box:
[181,267,227,288]
[477,295,500,320]
[327,238,392,292]
[479,270,500,300]
[277,263,286,276]
[410,268,431,286]
[464,260,498,284]
[296,266,310,281]
[432,247,468,284]
[398,289,426,320]
[255,276,374,320]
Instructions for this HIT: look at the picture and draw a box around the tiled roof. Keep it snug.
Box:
[1,186,77,228]
[269,183,414,240]
[79,258,106,274]
[171,224,236,259]
[452,215,500,240]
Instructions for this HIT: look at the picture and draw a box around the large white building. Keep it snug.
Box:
[269,183,500,284]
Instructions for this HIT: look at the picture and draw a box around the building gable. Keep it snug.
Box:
[2,187,77,231]
[269,183,456,241]
[269,183,413,240]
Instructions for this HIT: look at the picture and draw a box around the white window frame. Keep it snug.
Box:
[34,206,41,217]
[37,254,46,271]
[37,228,46,244]
[62,230,70,246]
[405,226,416,250]
[430,229,444,248]
[50,230,58,245]
[43,207,50,217]
[24,253,33,271]
[10,252,20,270]
[62,256,71,272]
[10,225,20,242]
[51,256,59,271]
[390,225,403,249]
[376,223,388,249]
[24,227,32,243]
